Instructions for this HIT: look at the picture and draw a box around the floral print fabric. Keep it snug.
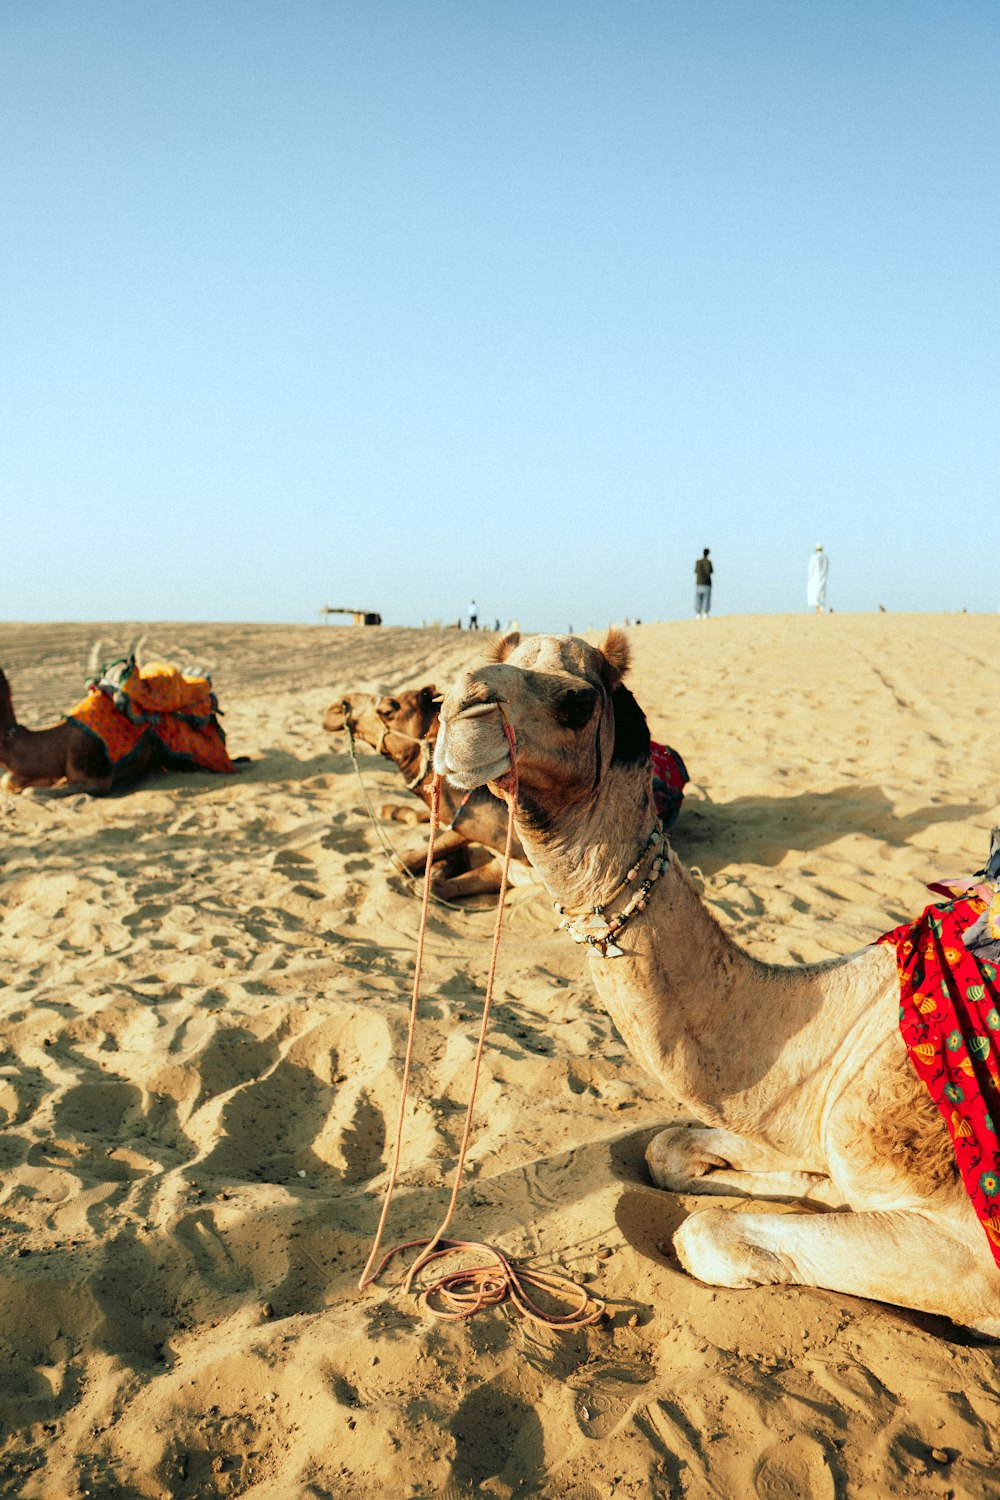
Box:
[650,740,688,829]
[878,895,1000,1265]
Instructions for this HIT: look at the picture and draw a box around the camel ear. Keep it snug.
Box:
[486,632,520,663]
[599,628,631,688]
[611,684,651,766]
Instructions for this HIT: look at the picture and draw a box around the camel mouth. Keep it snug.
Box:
[435,747,511,791]
[324,697,360,734]
[434,694,510,789]
[433,722,510,789]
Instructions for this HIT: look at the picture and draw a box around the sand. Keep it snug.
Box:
[1,612,1000,1499]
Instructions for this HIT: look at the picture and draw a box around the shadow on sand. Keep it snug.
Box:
[672,784,986,877]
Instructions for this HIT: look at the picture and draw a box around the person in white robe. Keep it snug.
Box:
[807,544,829,613]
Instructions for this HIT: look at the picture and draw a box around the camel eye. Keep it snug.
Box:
[555,686,597,729]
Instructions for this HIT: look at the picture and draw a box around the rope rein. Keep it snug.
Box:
[344,724,474,915]
[358,712,606,1328]
[372,720,434,790]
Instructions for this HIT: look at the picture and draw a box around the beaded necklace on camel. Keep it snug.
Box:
[554,820,666,958]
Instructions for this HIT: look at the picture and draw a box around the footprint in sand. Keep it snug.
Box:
[571,1359,653,1439]
[573,1388,629,1438]
[754,1435,836,1500]
[539,1487,602,1500]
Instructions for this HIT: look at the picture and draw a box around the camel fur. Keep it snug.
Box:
[433,629,1000,1335]
[0,668,165,795]
[324,685,526,901]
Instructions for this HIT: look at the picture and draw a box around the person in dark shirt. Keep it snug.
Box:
[694,549,713,617]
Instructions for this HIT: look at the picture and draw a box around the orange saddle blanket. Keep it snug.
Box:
[67,658,236,774]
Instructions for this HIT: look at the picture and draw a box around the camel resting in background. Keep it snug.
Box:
[0,668,167,794]
[433,629,1000,1335]
[324,686,528,901]
[1,662,237,796]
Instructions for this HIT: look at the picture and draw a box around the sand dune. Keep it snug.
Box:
[1,613,999,1498]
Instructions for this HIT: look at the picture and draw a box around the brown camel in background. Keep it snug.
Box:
[0,668,169,794]
[323,685,527,901]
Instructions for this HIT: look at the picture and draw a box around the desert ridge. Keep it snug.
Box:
[0,613,999,1498]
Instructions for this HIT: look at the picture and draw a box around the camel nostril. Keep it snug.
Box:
[451,693,502,721]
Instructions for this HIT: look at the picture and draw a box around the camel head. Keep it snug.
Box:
[435,630,651,825]
[323,685,441,757]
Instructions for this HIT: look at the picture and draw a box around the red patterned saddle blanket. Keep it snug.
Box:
[650,740,688,829]
[878,865,1000,1266]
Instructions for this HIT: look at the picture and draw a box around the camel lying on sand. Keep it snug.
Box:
[0,665,235,795]
[324,686,527,900]
[0,668,167,794]
[433,629,1000,1335]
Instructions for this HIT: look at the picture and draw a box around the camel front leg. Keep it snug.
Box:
[1,769,64,792]
[432,859,504,902]
[379,802,431,825]
[674,1204,1000,1335]
[646,1125,845,1207]
[399,827,468,875]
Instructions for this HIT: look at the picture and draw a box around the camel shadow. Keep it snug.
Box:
[152,749,344,793]
[608,1124,688,1274]
[672,785,986,876]
[17,749,358,811]
[21,748,353,800]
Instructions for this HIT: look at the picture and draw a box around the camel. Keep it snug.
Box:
[0,666,236,795]
[0,668,167,794]
[432,629,1000,1335]
[323,686,528,900]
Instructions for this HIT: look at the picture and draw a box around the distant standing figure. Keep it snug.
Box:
[807,544,829,613]
[467,600,479,630]
[694,549,713,618]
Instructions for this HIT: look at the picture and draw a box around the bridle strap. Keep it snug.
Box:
[370,720,435,789]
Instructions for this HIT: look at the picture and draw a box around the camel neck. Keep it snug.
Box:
[591,846,890,1138]
[0,683,16,742]
[515,768,659,913]
[511,775,893,1141]
[554,820,667,957]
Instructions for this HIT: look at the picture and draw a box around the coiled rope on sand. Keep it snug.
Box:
[358,712,606,1328]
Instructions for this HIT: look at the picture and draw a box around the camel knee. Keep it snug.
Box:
[380,803,428,825]
[432,865,503,901]
[2,771,59,793]
[646,1125,729,1191]
[401,847,437,875]
[674,1208,794,1289]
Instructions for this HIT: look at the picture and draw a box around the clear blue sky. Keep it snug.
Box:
[3,1,998,627]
